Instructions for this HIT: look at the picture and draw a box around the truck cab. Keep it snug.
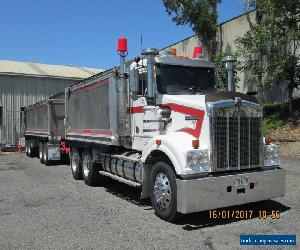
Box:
[125,48,284,221]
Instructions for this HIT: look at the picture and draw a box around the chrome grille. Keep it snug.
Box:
[211,104,262,171]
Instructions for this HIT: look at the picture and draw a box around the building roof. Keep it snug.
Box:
[0,59,103,80]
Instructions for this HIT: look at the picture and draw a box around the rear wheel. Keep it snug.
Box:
[43,143,50,166]
[82,150,101,186]
[39,142,44,163]
[70,148,82,180]
[28,140,34,157]
[25,140,29,156]
[150,161,179,222]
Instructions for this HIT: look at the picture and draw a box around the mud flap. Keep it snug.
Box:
[48,145,61,160]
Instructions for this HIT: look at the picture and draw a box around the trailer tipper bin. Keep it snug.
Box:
[25,92,69,165]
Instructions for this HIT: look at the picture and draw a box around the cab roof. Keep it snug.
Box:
[155,56,215,68]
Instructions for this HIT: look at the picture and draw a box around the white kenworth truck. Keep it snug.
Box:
[65,38,285,221]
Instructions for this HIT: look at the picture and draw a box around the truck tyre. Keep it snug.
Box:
[39,142,44,163]
[43,143,50,166]
[150,161,179,222]
[70,148,83,180]
[28,140,34,158]
[82,151,101,186]
[25,140,29,156]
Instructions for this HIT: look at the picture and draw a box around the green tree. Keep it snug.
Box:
[235,0,270,104]
[162,0,221,60]
[236,0,300,110]
[265,0,300,112]
[213,51,240,92]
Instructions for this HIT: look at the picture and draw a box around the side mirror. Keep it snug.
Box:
[158,107,171,118]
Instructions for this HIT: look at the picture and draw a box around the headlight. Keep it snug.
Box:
[186,150,209,171]
[187,151,199,166]
[264,144,278,159]
[264,144,280,167]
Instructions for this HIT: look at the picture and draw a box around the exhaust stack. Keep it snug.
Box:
[142,48,159,97]
[117,38,130,146]
[222,55,237,92]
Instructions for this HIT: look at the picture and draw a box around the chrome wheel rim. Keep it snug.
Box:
[43,145,47,161]
[28,145,31,155]
[154,172,171,209]
[71,153,78,172]
[39,145,42,159]
[82,155,90,177]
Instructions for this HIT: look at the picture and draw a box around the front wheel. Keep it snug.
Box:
[150,161,179,222]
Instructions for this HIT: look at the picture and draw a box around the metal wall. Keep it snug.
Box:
[68,79,110,130]
[160,12,256,94]
[160,11,299,102]
[50,101,65,138]
[26,103,49,132]
[0,74,76,145]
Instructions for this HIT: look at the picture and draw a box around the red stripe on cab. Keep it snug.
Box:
[162,103,205,138]
[130,106,144,114]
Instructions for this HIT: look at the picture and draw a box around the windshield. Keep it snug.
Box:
[156,64,215,95]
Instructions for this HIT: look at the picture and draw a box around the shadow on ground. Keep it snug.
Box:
[29,155,70,166]
[100,177,152,207]
[96,179,290,229]
[177,200,290,230]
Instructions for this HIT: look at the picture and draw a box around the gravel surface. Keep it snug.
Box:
[278,142,300,160]
[0,153,299,250]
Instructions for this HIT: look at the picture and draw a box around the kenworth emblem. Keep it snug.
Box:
[235,97,242,108]
[185,115,199,121]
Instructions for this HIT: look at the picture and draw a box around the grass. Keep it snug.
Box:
[263,116,285,135]
[262,98,300,135]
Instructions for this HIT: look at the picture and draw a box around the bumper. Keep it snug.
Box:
[176,168,285,214]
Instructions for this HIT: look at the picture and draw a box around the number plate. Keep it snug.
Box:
[233,176,249,186]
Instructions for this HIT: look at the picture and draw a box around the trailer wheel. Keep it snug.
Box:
[70,148,82,180]
[28,140,34,157]
[25,140,29,156]
[43,143,51,166]
[39,142,44,163]
[82,151,101,186]
[150,161,179,222]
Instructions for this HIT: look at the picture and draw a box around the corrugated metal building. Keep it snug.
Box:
[0,60,102,146]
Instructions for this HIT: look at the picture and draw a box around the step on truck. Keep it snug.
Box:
[25,92,69,165]
[65,38,285,221]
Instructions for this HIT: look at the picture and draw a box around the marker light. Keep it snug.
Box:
[192,140,199,149]
[265,136,273,144]
[176,55,189,59]
[171,48,177,56]
[193,46,203,58]
[117,37,128,52]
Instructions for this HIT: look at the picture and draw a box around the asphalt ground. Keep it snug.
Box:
[0,153,299,250]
